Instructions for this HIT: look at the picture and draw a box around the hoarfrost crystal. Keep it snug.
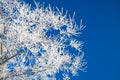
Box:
[0,0,86,80]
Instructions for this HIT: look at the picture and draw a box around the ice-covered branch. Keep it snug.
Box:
[0,0,86,80]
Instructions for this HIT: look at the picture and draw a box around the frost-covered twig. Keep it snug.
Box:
[0,0,86,80]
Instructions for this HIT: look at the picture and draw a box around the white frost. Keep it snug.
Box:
[0,0,86,80]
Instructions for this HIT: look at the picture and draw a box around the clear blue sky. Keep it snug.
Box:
[24,0,120,80]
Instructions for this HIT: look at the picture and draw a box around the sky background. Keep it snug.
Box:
[24,0,120,80]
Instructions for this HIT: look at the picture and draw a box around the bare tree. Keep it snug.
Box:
[0,0,86,80]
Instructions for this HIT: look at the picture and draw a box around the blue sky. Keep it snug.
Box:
[24,0,120,80]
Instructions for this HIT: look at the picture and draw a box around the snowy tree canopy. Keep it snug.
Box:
[0,0,86,80]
